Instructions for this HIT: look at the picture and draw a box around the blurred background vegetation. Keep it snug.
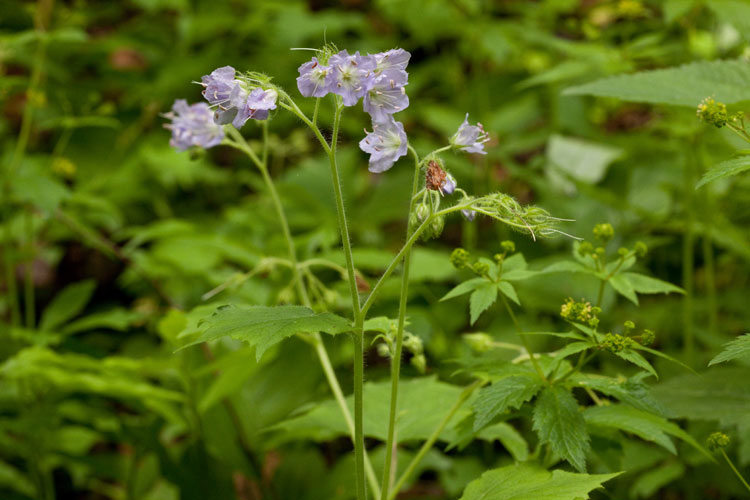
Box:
[1,0,750,498]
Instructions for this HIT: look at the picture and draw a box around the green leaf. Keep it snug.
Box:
[709,333,750,366]
[549,341,593,371]
[615,349,658,379]
[632,345,698,374]
[546,134,623,185]
[697,156,750,188]
[459,463,619,500]
[497,281,520,305]
[653,367,750,427]
[609,274,638,304]
[523,331,588,341]
[470,282,498,325]
[473,375,544,431]
[180,305,352,360]
[570,373,666,415]
[563,59,750,106]
[533,386,590,472]
[621,272,684,296]
[273,377,470,443]
[542,261,594,274]
[584,405,677,454]
[630,461,685,499]
[39,280,96,331]
[441,277,487,301]
[476,422,529,461]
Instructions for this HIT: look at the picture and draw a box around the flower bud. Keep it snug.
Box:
[634,241,648,258]
[403,333,423,355]
[461,209,476,221]
[472,261,490,277]
[602,333,633,353]
[411,353,426,373]
[640,329,655,346]
[463,333,494,352]
[377,342,391,358]
[560,298,594,323]
[618,247,629,257]
[578,241,594,257]
[623,320,635,333]
[500,240,516,254]
[697,97,728,128]
[450,248,471,270]
[707,431,730,451]
[593,223,614,242]
[415,203,430,222]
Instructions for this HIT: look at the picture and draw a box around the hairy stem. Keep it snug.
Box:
[721,450,750,493]
[380,145,421,499]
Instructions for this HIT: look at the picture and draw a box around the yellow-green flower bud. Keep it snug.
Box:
[472,261,490,277]
[640,329,655,346]
[697,97,728,128]
[635,241,648,258]
[578,241,594,256]
[411,353,426,374]
[500,240,516,253]
[593,223,615,242]
[618,247,629,257]
[377,342,391,358]
[623,320,635,332]
[707,431,730,451]
[463,333,494,352]
[450,248,471,270]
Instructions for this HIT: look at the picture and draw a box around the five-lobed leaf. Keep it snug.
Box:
[180,305,352,360]
[533,385,590,472]
[709,333,750,366]
[459,463,620,500]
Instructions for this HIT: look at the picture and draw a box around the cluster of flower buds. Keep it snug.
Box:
[601,333,634,353]
[560,298,601,327]
[707,431,730,451]
[578,223,647,263]
[449,247,503,279]
[375,324,426,374]
[697,97,729,128]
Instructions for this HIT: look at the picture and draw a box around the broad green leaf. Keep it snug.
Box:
[497,281,520,305]
[584,405,677,454]
[470,282,498,325]
[630,461,685,499]
[564,59,750,106]
[477,422,529,461]
[653,367,750,427]
[459,463,619,500]
[696,156,750,188]
[570,373,666,415]
[546,134,623,185]
[501,253,527,273]
[62,308,143,335]
[198,348,260,414]
[273,377,470,443]
[615,349,658,379]
[441,278,487,301]
[621,273,684,296]
[609,274,638,304]
[523,331,588,341]
[0,460,35,497]
[549,341,593,371]
[39,280,96,331]
[473,375,544,431]
[709,333,750,366]
[180,305,352,360]
[533,386,590,472]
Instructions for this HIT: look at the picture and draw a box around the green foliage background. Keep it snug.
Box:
[1,0,750,499]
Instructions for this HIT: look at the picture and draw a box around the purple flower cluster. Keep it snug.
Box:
[201,66,277,128]
[163,100,224,151]
[297,48,411,172]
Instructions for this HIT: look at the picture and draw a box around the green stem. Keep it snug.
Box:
[312,98,321,128]
[683,144,696,365]
[387,380,484,500]
[721,449,750,493]
[500,295,546,382]
[228,122,380,498]
[326,101,366,500]
[380,146,421,499]
[3,222,20,326]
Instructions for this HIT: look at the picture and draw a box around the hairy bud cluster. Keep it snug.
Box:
[467,193,562,240]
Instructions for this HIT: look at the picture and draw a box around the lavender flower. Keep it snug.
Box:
[329,50,376,107]
[461,209,476,221]
[164,100,224,152]
[359,115,408,173]
[201,66,276,128]
[296,57,332,98]
[373,48,410,74]
[363,68,409,120]
[451,114,490,154]
[442,174,456,195]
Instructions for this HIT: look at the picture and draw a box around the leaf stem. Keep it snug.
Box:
[380,145,421,499]
[387,380,484,500]
[721,449,750,493]
[500,295,546,383]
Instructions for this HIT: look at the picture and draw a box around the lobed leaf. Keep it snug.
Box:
[696,156,750,189]
[470,282,499,325]
[709,333,750,366]
[473,374,544,431]
[533,385,590,472]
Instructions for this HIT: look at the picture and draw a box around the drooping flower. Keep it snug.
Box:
[328,50,376,106]
[442,174,457,195]
[373,48,411,74]
[296,57,332,98]
[201,66,276,128]
[363,68,409,120]
[359,115,408,173]
[461,209,476,221]
[164,100,224,152]
[451,114,490,154]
